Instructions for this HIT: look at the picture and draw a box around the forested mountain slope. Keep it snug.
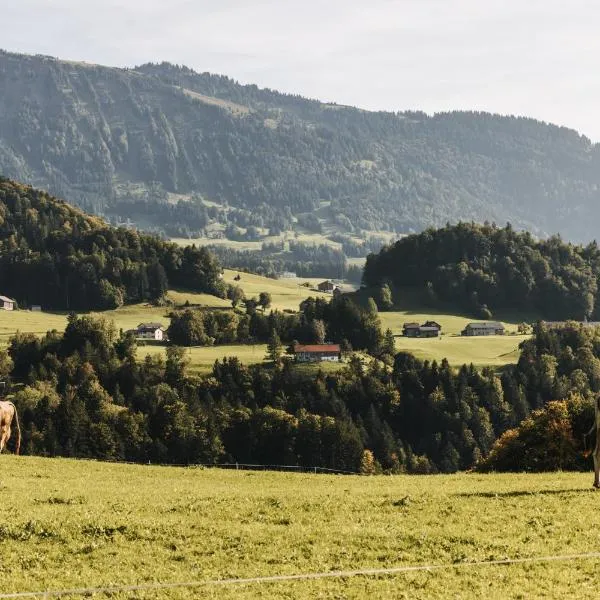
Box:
[0,178,223,309]
[1,50,600,240]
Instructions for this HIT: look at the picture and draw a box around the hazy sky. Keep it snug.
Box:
[4,0,600,139]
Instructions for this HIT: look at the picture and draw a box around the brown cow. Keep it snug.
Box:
[0,400,20,455]
[584,396,600,488]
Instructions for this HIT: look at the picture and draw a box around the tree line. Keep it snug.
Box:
[4,313,599,473]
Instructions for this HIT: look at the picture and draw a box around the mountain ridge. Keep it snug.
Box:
[1,49,599,241]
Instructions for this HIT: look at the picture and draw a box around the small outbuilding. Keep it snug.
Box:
[317,280,338,293]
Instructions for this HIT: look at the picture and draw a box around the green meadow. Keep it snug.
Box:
[1,456,599,599]
[0,273,532,369]
[221,269,333,311]
[377,310,528,366]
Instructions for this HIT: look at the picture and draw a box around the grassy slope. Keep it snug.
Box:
[2,456,599,599]
[221,269,332,312]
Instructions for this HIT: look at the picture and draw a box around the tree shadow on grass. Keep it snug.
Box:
[454,488,597,498]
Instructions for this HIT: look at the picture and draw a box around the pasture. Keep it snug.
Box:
[221,269,333,312]
[137,343,269,374]
[378,310,528,366]
[1,457,599,598]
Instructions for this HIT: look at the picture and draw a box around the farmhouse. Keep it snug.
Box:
[462,322,505,336]
[278,271,297,279]
[0,296,15,311]
[317,280,338,293]
[402,321,441,338]
[133,322,166,341]
[293,343,341,363]
[402,322,421,337]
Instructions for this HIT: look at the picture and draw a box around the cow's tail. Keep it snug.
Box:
[11,403,20,455]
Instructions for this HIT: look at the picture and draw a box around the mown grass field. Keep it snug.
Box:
[137,343,269,374]
[221,269,332,312]
[378,310,528,366]
[1,456,599,599]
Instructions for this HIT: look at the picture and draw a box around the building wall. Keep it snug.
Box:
[296,352,340,363]
[2,301,14,311]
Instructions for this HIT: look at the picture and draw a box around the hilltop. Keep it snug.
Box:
[1,50,600,242]
[0,177,223,309]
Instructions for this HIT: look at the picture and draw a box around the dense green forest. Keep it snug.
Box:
[2,313,598,473]
[0,178,224,309]
[363,222,600,320]
[1,51,600,241]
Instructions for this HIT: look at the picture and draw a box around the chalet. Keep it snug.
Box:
[461,322,505,336]
[317,280,338,293]
[417,326,440,338]
[0,296,15,311]
[402,322,421,337]
[293,343,341,363]
[278,271,297,279]
[134,322,166,341]
[403,321,441,338]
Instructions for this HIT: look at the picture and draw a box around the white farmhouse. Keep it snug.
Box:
[135,322,166,341]
[0,296,15,311]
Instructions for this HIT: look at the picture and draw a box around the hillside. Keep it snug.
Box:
[1,50,600,241]
[3,458,599,599]
[363,222,600,320]
[0,177,223,309]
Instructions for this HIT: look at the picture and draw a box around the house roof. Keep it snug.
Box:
[419,326,440,332]
[0,296,14,303]
[137,322,164,330]
[423,320,442,328]
[403,322,420,328]
[294,344,341,353]
[466,322,504,329]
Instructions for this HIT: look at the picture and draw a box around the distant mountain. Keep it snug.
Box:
[1,50,600,241]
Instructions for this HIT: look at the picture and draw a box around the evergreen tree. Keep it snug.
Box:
[266,329,283,365]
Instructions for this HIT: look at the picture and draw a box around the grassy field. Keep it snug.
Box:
[221,269,332,312]
[392,334,528,367]
[2,456,600,599]
[0,304,171,346]
[377,310,528,366]
[138,343,269,374]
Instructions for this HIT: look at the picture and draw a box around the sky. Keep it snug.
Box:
[3,0,600,139]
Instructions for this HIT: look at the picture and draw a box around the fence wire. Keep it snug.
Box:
[3,551,600,598]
